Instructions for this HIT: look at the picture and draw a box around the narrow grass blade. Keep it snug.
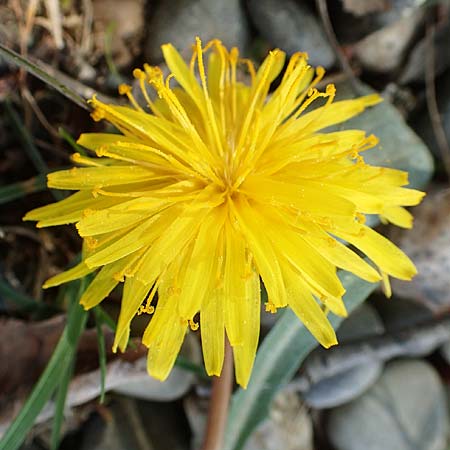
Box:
[0,280,88,450]
[50,359,74,450]
[59,127,87,156]
[0,175,47,205]
[224,272,377,450]
[3,100,63,201]
[94,305,116,331]
[0,44,88,111]
[4,100,48,176]
[0,278,50,312]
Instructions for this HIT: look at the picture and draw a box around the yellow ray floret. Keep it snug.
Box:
[25,37,424,388]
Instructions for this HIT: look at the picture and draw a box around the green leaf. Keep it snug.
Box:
[0,278,51,313]
[59,127,87,156]
[0,281,88,450]
[50,359,74,450]
[0,44,88,111]
[0,175,47,205]
[3,100,63,201]
[224,273,377,450]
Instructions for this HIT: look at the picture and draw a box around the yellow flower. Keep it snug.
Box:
[25,38,424,388]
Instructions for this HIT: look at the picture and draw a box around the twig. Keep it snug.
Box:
[316,0,363,95]
[201,338,234,450]
[44,0,64,49]
[425,20,450,180]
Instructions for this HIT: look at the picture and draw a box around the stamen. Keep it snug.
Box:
[189,319,199,331]
[137,281,158,315]
[118,84,144,112]
[265,301,277,314]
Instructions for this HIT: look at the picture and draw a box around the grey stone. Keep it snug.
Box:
[300,304,384,409]
[327,359,448,450]
[80,395,190,450]
[303,361,383,409]
[337,302,385,343]
[144,0,249,63]
[353,9,424,73]
[392,189,450,313]
[400,22,450,84]
[184,389,314,450]
[412,74,450,165]
[440,339,450,364]
[247,0,336,68]
[244,390,313,450]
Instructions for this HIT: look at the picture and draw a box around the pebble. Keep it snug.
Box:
[301,304,384,409]
[400,21,450,84]
[144,0,249,63]
[247,0,336,68]
[327,359,448,450]
[392,189,450,313]
[353,9,424,73]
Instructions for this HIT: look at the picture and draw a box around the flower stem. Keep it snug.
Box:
[201,338,233,450]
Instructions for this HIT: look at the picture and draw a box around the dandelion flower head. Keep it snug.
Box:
[25,38,424,387]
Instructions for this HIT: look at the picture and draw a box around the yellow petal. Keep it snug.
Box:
[232,269,261,388]
[381,206,413,229]
[162,43,203,107]
[24,191,119,227]
[178,208,225,320]
[283,263,337,348]
[113,277,150,352]
[44,261,95,288]
[84,216,161,268]
[242,175,356,220]
[79,259,127,309]
[48,166,160,190]
[76,197,165,236]
[337,225,417,280]
[201,287,225,377]
[223,223,250,345]
[301,223,381,282]
[143,289,187,381]
[232,196,287,308]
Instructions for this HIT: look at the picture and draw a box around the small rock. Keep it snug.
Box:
[300,304,384,409]
[144,0,249,63]
[341,0,390,16]
[303,362,382,409]
[92,0,145,68]
[184,389,314,450]
[327,359,448,450]
[245,390,313,450]
[392,189,450,313]
[337,302,385,343]
[439,339,450,364]
[374,296,433,331]
[353,9,424,73]
[412,74,450,166]
[400,21,450,84]
[247,0,336,68]
[334,0,420,44]
[184,393,209,450]
[79,395,190,450]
